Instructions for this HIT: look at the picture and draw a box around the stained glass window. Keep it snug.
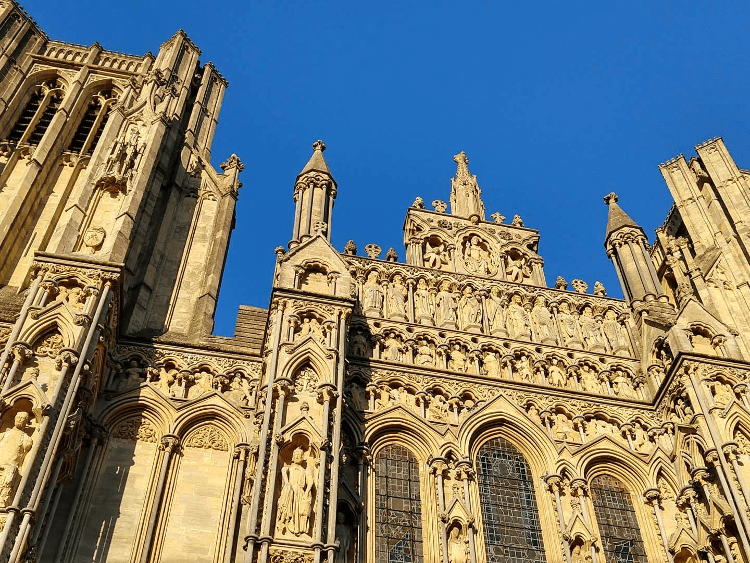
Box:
[590,475,647,563]
[375,444,423,563]
[476,437,546,563]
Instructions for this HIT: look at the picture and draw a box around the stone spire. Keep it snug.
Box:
[449,151,485,220]
[291,140,337,244]
[603,192,663,303]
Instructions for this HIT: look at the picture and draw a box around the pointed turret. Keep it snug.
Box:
[449,151,485,220]
[603,192,663,303]
[291,140,337,245]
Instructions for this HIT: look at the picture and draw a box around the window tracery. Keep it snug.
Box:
[476,437,545,563]
[375,444,423,563]
[590,474,646,563]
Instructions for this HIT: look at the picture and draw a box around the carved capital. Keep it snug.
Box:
[643,487,661,505]
[11,343,33,364]
[159,434,180,453]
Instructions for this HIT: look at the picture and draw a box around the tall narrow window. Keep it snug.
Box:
[476,437,545,563]
[375,444,423,563]
[67,89,116,154]
[5,79,64,145]
[590,475,646,563]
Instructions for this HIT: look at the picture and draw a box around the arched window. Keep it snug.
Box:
[476,437,545,563]
[67,88,117,155]
[590,475,646,563]
[375,444,423,563]
[6,79,64,145]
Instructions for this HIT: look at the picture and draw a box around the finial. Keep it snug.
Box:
[312,140,326,152]
[603,192,618,205]
[453,151,471,179]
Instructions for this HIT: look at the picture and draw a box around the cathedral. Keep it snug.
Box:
[1,3,750,563]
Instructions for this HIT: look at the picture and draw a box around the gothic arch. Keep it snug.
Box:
[278,346,329,384]
[18,313,76,350]
[171,401,248,445]
[580,452,650,494]
[0,70,68,137]
[367,417,441,463]
[98,390,173,436]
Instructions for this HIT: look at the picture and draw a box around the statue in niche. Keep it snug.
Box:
[447,525,469,563]
[424,240,449,269]
[527,404,542,426]
[0,412,33,507]
[345,382,368,411]
[335,512,352,563]
[579,306,603,350]
[386,274,408,321]
[579,365,601,394]
[414,279,435,325]
[485,286,506,335]
[188,370,214,399]
[435,281,458,329]
[506,294,531,339]
[675,396,694,422]
[298,317,325,343]
[506,254,532,283]
[457,286,482,331]
[482,351,501,377]
[632,424,650,452]
[156,366,177,397]
[118,360,144,391]
[57,285,86,312]
[571,543,586,563]
[531,296,556,344]
[226,374,252,406]
[276,447,314,537]
[602,310,628,353]
[428,394,449,421]
[547,359,567,387]
[362,272,384,316]
[448,344,468,373]
[557,302,579,345]
[711,381,735,408]
[514,356,534,382]
[396,387,417,411]
[375,386,393,410]
[612,369,636,399]
[553,413,575,441]
[350,332,368,357]
[383,333,402,362]
[415,340,435,366]
[463,236,492,275]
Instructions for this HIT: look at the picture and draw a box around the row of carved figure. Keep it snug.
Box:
[110,359,257,407]
[357,272,632,355]
[349,330,643,398]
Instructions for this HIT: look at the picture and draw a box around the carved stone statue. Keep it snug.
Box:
[415,340,434,366]
[447,525,468,563]
[448,345,467,373]
[362,272,384,315]
[435,282,458,329]
[485,287,506,336]
[556,302,579,348]
[383,333,402,362]
[612,370,636,399]
[514,356,534,382]
[506,294,531,339]
[119,360,144,391]
[463,236,491,275]
[335,512,352,563]
[458,286,482,332]
[276,447,314,537]
[506,255,531,283]
[414,279,434,325]
[712,381,735,408]
[579,306,604,351]
[547,359,567,387]
[424,240,449,269]
[531,296,556,344]
[579,365,601,394]
[386,274,408,321]
[0,412,33,507]
[482,351,501,377]
[602,310,629,354]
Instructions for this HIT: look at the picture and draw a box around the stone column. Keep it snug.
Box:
[456,464,478,563]
[313,384,338,563]
[643,488,671,559]
[225,444,250,562]
[138,435,180,563]
[0,273,42,383]
[1,343,32,392]
[724,444,750,512]
[258,380,291,563]
[544,475,571,563]
[355,446,370,563]
[407,279,415,324]
[429,458,449,563]
[569,480,597,563]
[676,488,699,534]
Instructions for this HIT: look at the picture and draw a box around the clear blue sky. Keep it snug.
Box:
[28,1,750,336]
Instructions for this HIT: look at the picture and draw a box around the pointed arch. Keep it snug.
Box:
[589,474,647,563]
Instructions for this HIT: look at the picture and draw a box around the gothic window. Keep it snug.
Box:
[67,89,116,154]
[375,444,423,563]
[6,78,64,145]
[476,437,545,563]
[590,475,647,563]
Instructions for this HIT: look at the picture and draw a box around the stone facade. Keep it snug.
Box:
[0,3,750,563]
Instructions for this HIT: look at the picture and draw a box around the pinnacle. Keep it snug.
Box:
[297,139,334,182]
[604,192,641,242]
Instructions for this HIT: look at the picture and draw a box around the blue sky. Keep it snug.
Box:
[28,1,750,336]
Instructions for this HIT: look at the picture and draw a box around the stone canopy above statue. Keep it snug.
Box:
[402,151,544,285]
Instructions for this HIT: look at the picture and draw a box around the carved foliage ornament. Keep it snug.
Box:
[183,426,229,451]
[112,417,157,442]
